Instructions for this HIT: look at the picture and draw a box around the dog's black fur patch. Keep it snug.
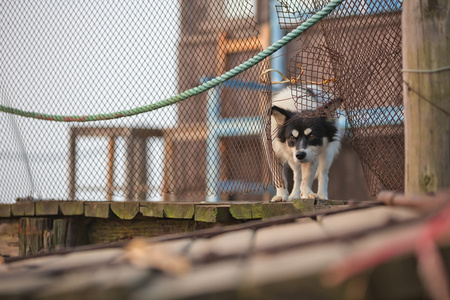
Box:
[272,106,338,148]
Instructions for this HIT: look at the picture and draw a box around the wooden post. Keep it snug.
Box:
[125,129,136,201]
[68,128,77,200]
[53,218,88,250]
[134,135,148,201]
[19,217,53,256]
[106,137,115,201]
[402,0,450,195]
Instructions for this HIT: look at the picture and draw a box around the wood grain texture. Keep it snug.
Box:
[194,205,233,223]
[261,202,301,219]
[35,201,59,216]
[59,201,84,216]
[163,203,195,219]
[110,202,140,220]
[229,203,262,220]
[11,202,35,217]
[0,204,12,217]
[19,217,52,256]
[84,202,110,219]
[140,202,165,218]
[403,0,450,195]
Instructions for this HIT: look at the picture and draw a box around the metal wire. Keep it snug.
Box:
[277,0,404,196]
[0,0,344,203]
[0,0,343,122]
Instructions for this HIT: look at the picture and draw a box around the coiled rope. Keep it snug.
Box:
[0,0,342,122]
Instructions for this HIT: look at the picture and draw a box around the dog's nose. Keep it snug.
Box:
[296,151,306,160]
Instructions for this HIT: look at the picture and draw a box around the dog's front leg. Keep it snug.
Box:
[300,159,318,199]
[288,162,301,201]
[317,152,332,200]
[271,162,290,202]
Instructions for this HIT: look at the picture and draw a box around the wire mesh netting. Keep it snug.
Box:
[1,0,273,203]
[276,0,403,196]
[1,0,405,203]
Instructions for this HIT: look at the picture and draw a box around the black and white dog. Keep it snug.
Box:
[270,87,344,202]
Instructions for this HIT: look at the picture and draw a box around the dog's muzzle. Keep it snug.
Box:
[295,150,307,161]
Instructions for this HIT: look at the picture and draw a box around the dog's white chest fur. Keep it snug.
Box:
[269,87,344,202]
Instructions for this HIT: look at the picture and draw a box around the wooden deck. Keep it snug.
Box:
[1,191,449,300]
[0,199,353,257]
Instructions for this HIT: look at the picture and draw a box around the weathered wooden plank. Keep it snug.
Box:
[84,202,110,219]
[106,138,115,202]
[53,219,67,250]
[0,219,19,257]
[59,201,84,216]
[19,217,53,256]
[194,205,233,223]
[261,202,300,219]
[11,202,35,217]
[0,204,12,217]
[35,201,59,216]
[53,218,88,250]
[292,199,345,211]
[68,128,77,200]
[140,202,165,218]
[163,203,195,219]
[87,218,213,244]
[229,203,262,220]
[292,199,316,211]
[110,202,140,220]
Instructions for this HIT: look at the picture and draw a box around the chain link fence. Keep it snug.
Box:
[276,0,403,196]
[1,0,404,202]
[1,0,272,203]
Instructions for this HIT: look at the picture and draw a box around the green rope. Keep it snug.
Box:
[0,0,342,122]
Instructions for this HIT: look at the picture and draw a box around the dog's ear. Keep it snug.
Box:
[271,106,290,126]
[316,97,344,119]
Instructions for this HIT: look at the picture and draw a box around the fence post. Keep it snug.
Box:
[402,0,450,195]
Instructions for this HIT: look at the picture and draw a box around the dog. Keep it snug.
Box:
[269,87,344,202]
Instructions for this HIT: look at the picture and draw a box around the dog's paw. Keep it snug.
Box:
[270,195,287,202]
[317,194,329,200]
[288,194,301,201]
[301,192,319,200]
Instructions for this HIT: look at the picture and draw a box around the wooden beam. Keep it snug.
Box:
[0,204,12,218]
[84,202,110,219]
[140,202,165,218]
[53,217,88,250]
[224,36,261,54]
[293,199,346,212]
[194,205,233,223]
[110,202,140,220]
[133,135,148,201]
[229,203,262,220]
[403,0,450,195]
[19,217,53,256]
[68,129,77,200]
[35,201,59,216]
[261,202,301,219]
[106,137,115,202]
[11,202,35,217]
[164,203,195,219]
[216,31,227,76]
[125,129,136,201]
[59,201,84,216]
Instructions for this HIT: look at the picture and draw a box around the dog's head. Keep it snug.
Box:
[271,98,343,163]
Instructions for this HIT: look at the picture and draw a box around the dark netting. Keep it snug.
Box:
[276,0,403,196]
[0,0,273,202]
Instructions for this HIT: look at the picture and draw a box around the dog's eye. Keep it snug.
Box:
[309,134,316,139]
[289,136,296,141]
